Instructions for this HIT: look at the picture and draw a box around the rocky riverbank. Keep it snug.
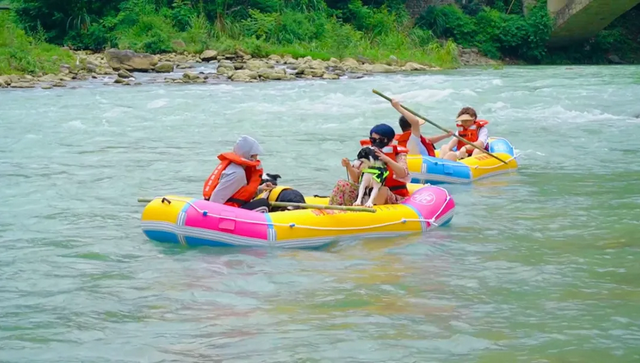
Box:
[0,47,497,90]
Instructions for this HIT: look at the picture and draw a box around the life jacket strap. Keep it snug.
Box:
[227,197,248,206]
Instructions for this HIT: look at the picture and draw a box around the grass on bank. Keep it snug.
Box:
[0,12,74,75]
[48,0,461,69]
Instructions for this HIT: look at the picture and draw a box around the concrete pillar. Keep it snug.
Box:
[548,0,569,13]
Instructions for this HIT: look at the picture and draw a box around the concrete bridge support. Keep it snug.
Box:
[548,0,640,47]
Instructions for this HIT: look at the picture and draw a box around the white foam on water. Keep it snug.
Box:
[485,101,510,111]
[529,104,624,123]
[64,120,86,129]
[147,99,170,109]
[393,88,456,103]
[102,106,131,118]
[459,89,478,96]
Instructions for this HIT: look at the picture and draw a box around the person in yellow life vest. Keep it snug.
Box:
[202,135,274,213]
[440,107,489,161]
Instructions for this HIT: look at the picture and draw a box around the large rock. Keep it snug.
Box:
[303,68,325,77]
[322,73,340,80]
[230,70,258,82]
[117,69,134,79]
[369,64,397,73]
[105,49,158,72]
[309,60,327,70]
[200,50,218,62]
[340,58,365,72]
[217,60,235,75]
[245,60,273,71]
[267,54,283,63]
[182,72,200,81]
[154,62,174,73]
[10,82,36,88]
[283,55,297,65]
[403,62,429,71]
[258,68,287,80]
[0,75,12,86]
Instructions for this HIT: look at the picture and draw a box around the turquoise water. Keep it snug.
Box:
[1,65,639,362]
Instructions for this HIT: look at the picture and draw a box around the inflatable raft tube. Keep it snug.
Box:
[140,184,455,249]
[407,137,519,185]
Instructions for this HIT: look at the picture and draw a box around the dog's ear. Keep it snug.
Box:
[356,148,369,161]
[266,173,281,181]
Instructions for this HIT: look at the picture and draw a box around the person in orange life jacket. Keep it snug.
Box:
[390,98,453,156]
[440,107,489,161]
[202,135,275,213]
[328,123,411,206]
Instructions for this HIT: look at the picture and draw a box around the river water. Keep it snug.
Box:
[1,65,639,362]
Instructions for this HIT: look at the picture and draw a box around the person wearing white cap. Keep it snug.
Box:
[440,107,489,161]
[202,135,274,213]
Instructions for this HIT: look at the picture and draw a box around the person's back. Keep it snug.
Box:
[207,163,247,204]
[203,135,273,213]
[396,116,434,156]
[390,99,452,157]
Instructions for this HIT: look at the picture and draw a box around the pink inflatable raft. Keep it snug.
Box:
[140,184,455,249]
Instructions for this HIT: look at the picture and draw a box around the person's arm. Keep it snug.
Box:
[348,160,363,183]
[256,182,274,195]
[392,153,411,182]
[376,149,408,179]
[208,169,246,204]
[342,158,362,183]
[392,99,423,138]
[460,127,488,153]
[426,132,453,144]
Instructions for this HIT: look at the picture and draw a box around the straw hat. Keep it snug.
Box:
[456,114,475,122]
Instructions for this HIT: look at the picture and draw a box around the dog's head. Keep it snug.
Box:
[357,146,378,163]
[261,173,281,186]
[357,146,386,168]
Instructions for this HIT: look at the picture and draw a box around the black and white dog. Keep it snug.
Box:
[353,146,389,207]
[261,173,282,186]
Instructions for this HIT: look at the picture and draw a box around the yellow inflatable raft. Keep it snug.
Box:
[140,184,455,249]
[407,137,519,184]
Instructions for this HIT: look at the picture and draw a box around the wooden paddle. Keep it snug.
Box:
[137,198,377,213]
[372,89,509,165]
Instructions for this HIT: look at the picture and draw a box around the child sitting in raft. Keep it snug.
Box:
[202,135,275,213]
[440,107,489,161]
[328,124,411,206]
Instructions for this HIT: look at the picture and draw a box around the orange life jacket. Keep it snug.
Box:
[358,140,410,198]
[456,120,489,154]
[202,152,263,207]
[394,131,436,157]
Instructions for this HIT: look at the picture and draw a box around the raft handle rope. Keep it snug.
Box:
[144,194,453,230]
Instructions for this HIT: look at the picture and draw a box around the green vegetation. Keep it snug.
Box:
[2,0,639,77]
[8,0,460,70]
[417,0,640,65]
[416,0,553,63]
[0,12,74,75]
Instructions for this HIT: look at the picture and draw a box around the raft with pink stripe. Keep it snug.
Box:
[140,184,455,249]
